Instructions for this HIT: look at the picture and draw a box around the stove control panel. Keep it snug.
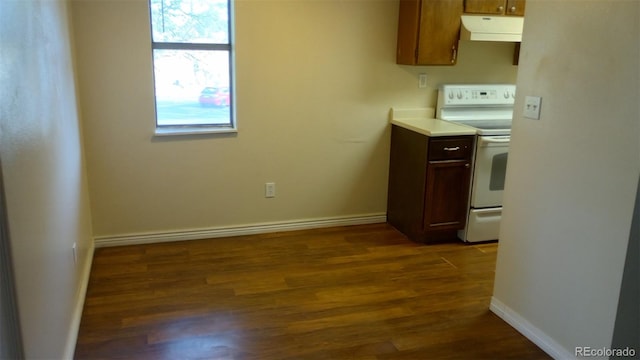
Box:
[438,84,516,106]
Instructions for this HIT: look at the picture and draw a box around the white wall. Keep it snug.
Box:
[0,0,94,358]
[71,0,519,239]
[493,0,639,357]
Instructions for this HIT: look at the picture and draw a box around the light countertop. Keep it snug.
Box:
[390,108,477,137]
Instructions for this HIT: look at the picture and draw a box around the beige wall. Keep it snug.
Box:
[72,0,518,238]
[0,0,94,358]
[493,0,639,356]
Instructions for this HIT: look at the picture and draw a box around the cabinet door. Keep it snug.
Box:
[416,0,463,65]
[505,0,525,16]
[464,0,507,14]
[424,160,471,231]
[396,0,422,64]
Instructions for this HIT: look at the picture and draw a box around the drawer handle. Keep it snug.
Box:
[443,147,460,151]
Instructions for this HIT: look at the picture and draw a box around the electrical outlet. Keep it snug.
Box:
[72,242,77,264]
[265,182,276,198]
[419,73,428,88]
[523,96,542,119]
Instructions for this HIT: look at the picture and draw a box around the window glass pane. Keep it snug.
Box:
[153,49,231,126]
[150,0,229,43]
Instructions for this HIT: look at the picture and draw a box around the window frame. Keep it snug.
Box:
[149,0,237,136]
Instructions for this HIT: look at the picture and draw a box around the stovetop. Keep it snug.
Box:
[448,119,512,136]
[436,84,516,136]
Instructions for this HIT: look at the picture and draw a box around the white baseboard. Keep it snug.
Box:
[94,213,388,248]
[63,240,95,360]
[490,297,576,360]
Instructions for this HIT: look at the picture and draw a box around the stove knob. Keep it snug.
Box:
[504,91,509,99]
[456,91,463,99]
[448,92,454,99]
[511,92,516,98]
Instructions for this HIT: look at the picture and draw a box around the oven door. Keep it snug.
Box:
[470,136,510,208]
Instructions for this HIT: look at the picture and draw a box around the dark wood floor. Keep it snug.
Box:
[75,223,550,359]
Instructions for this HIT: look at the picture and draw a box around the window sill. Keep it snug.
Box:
[154,126,237,137]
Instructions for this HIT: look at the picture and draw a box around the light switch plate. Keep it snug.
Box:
[419,74,428,88]
[524,96,542,120]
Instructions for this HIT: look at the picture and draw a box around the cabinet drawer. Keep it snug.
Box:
[428,137,473,160]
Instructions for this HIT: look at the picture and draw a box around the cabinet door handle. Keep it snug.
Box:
[451,46,457,63]
[498,5,504,12]
[465,163,470,168]
[443,147,460,151]
[510,6,516,12]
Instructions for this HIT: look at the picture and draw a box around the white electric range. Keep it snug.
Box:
[436,84,516,242]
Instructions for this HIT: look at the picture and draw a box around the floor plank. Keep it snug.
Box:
[75,223,550,359]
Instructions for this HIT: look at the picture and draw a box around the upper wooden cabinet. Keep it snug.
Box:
[464,0,526,16]
[396,0,463,65]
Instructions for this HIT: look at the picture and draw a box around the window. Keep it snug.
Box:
[149,0,235,134]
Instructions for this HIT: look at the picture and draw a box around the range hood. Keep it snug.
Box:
[460,15,524,42]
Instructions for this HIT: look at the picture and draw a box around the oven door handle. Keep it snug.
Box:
[474,208,502,216]
[479,136,511,146]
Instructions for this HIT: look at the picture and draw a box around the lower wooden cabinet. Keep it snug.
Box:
[387,125,473,243]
